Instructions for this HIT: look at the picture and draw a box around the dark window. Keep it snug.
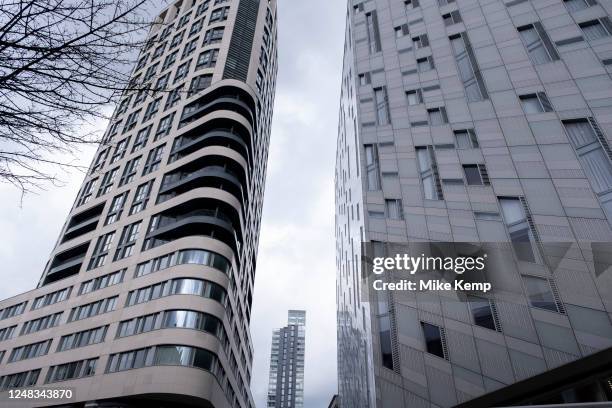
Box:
[421,322,445,359]
[468,296,498,330]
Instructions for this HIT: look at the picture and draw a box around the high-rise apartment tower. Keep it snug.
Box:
[0,0,277,407]
[267,310,306,408]
[336,0,612,407]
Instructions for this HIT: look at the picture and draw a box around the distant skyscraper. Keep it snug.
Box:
[336,0,612,407]
[0,0,278,407]
[267,310,306,408]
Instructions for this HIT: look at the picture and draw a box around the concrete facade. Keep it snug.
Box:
[0,0,277,407]
[336,0,612,407]
[267,310,306,408]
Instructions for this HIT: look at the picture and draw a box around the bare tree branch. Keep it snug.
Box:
[0,0,168,194]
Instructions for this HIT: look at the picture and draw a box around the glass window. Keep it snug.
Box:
[416,147,442,200]
[564,0,596,12]
[580,19,612,41]
[374,87,390,125]
[421,322,445,358]
[406,89,423,105]
[450,34,487,102]
[365,144,381,191]
[463,165,483,185]
[523,275,559,312]
[365,12,381,53]
[468,296,497,330]
[454,129,479,149]
[518,24,558,65]
[500,198,539,263]
[385,199,403,220]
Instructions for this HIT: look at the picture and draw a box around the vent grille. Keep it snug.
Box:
[478,164,490,185]
[588,117,612,162]
[223,0,260,81]
[387,292,401,375]
[489,299,502,332]
[440,327,449,360]
[430,147,444,200]
[549,279,566,315]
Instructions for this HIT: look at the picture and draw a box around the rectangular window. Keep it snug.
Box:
[203,27,224,45]
[79,270,125,295]
[413,34,429,49]
[518,23,559,65]
[68,296,118,322]
[454,129,479,149]
[358,73,371,86]
[132,125,151,152]
[209,7,230,23]
[0,326,16,342]
[45,359,97,383]
[155,113,175,140]
[564,0,597,12]
[523,275,564,313]
[468,296,499,331]
[8,339,52,362]
[499,197,540,263]
[143,63,159,82]
[96,168,118,197]
[174,60,191,83]
[123,110,141,133]
[188,74,213,97]
[110,138,130,164]
[519,92,553,113]
[20,313,62,335]
[143,97,162,122]
[163,51,178,71]
[114,222,142,261]
[421,322,446,359]
[77,178,98,206]
[394,24,409,38]
[196,49,219,69]
[443,11,462,26]
[416,146,443,200]
[463,164,489,185]
[164,85,184,111]
[0,369,41,390]
[57,326,108,352]
[365,11,382,54]
[130,181,154,215]
[182,38,198,59]
[427,107,448,126]
[119,156,141,186]
[385,199,403,220]
[142,145,165,175]
[91,148,109,173]
[105,192,128,226]
[405,0,420,10]
[365,144,381,191]
[31,287,71,310]
[450,33,488,102]
[170,31,185,49]
[374,87,390,125]
[563,119,612,221]
[88,231,115,270]
[417,56,435,72]
[406,89,423,105]
[580,18,612,41]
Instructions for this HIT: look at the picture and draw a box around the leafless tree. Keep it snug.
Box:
[0,0,164,193]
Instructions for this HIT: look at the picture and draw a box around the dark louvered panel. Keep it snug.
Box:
[223,0,260,81]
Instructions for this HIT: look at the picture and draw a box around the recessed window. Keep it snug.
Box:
[450,33,488,102]
[427,107,448,126]
[519,93,553,114]
[518,23,559,65]
[405,0,420,10]
[468,296,499,331]
[463,164,488,186]
[443,11,462,26]
[421,322,446,359]
[358,73,371,86]
[523,275,563,313]
[366,12,382,54]
[580,18,612,41]
[412,34,429,49]
[385,199,403,220]
[406,89,423,105]
[374,87,390,125]
[365,144,381,190]
[417,56,434,72]
[416,146,443,200]
[564,0,597,12]
[454,129,479,149]
[395,24,409,38]
[499,197,539,263]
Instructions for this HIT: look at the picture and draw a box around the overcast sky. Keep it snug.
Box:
[0,1,346,407]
